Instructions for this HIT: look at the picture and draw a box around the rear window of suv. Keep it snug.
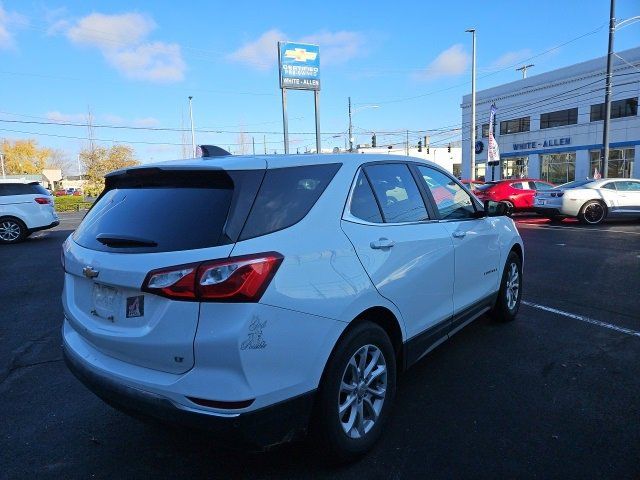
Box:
[0,183,49,196]
[73,170,263,253]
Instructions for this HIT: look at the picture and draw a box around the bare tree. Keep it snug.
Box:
[46,149,72,175]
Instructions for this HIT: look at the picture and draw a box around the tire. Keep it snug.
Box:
[311,321,396,462]
[490,251,522,322]
[578,200,606,225]
[0,217,27,244]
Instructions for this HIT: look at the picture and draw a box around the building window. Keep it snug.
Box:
[452,163,462,178]
[502,157,529,179]
[540,152,576,185]
[482,124,489,138]
[540,108,578,129]
[590,97,638,122]
[475,163,486,182]
[589,148,635,178]
[499,117,530,135]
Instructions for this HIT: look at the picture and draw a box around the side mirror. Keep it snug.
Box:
[485,200,510,217]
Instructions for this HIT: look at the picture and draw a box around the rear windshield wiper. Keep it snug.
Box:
[96,233,158,248]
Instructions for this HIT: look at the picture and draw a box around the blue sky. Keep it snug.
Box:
[0,0,638,168]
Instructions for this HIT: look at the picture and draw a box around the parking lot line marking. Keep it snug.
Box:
[517,224,640,236]
[522,301,640,338]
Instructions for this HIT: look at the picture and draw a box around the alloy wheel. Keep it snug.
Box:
[0,220,21,242]
[583,202,605,224]
[338,344,387,439]
[506,262,520,311]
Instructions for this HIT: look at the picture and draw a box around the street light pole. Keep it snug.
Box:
[348,97,353,152]
[602,0,616,179]
[188,96,196,157]
[0,153,5,178]
[466,28,477,181]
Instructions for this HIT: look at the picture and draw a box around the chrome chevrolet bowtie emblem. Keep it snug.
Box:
[83,266,99,279]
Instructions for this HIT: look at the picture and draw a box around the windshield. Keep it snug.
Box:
[555,179,594,189]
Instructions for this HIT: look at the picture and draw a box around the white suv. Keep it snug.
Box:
[0,180,59,244]
[62,154,523,459]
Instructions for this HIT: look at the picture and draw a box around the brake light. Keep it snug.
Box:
[35,197,51,205]
[141,253,283,302]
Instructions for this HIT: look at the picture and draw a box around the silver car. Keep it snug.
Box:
[534,178,640,225]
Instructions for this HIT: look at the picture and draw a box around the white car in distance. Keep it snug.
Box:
[534,178,640,224]
[0,179,59,244]
[62,152,524,460]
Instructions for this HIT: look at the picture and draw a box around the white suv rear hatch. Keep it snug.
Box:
[62,166,264,374]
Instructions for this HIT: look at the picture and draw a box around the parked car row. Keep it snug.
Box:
[54,188,83,196]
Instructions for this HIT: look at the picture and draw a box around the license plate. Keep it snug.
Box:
[536,199,545,205]
[93,283,118,311]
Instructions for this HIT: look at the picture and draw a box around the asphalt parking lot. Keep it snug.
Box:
[1,212,639,479]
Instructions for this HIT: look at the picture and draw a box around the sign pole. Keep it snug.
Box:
[314,90,321,154]
[278,41,289,154]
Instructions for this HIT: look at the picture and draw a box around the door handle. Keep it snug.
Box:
[370,238,395,249]
[452,231,466,239]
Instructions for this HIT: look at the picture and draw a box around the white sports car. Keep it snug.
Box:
[534,178,640,225]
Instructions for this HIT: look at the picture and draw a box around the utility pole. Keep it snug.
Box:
[0,153,5,178]
[76,154,81,176]
[252,137,256,155]
[516,64,535,79]
[348,97,353,152]
[602,0,616,179]
[405,130,409,156]
[188,96,196,157]
[263,135,267,154]
[466,28,477,181]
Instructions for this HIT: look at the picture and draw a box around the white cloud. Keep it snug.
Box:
[0,4,28,50]
[228,28,366,70]
[299,31,366,66]
[46,111,88,123]
[227,29,284,70]
[63,12,185,83]
[489,49,533,69]
[415,44,469,81]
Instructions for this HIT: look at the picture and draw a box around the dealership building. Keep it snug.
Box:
[461,47,639,184]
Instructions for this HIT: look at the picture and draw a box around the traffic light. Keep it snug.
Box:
[418,140,422,152]
[426,146,429,154]
[371,134,377,148]
[447,143,451,153]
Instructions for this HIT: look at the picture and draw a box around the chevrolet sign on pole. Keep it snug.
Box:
[278,42,321,154]
[279,43,321,90]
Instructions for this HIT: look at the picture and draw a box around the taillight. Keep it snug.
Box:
[35,197,51,205]
[141,252,283,302]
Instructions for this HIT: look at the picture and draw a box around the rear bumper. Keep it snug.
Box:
[533,207,564,217]
[63,341,315,449]
[29,220,59,233]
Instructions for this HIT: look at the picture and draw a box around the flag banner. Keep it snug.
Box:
[488,104,500,163]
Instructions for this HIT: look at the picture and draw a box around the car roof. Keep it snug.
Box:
[0,179,38,184]
[109,153,444,176]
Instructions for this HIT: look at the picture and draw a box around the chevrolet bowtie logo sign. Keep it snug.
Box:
[279,41,320,91]
[284,48,318,63]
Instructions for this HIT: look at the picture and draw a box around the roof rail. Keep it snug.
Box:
[197,145,232,158]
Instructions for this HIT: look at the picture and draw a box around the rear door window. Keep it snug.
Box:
[74,170,261,253]
[348,170,383,223]
[364,163,429,223]
[239,163,341,240]
[0,183,32,196]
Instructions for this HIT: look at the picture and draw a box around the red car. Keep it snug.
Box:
[473,179,555,211]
